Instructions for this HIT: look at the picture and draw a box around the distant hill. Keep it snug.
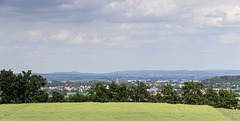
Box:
[201,75,240,88]
[38,70,240,81]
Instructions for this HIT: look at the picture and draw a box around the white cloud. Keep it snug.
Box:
[105,36,128,47]
[106,0,176,17]
[71,33,102,44]
[59,0,84,9]
[71,33,87,44]
[120,23,132,30]
[105,1,240,27]
[219,34,240,44]
[0,45,23,53]
[50,31,70,40]
[224,5,240,23]
[191,6,226,26]
[26,30,42,42]
[192,5,240,26]
[0,46,12,53]
[91,36,102,44]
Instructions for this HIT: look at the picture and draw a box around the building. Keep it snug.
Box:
[147,86,159,95]
[116,73,119,83]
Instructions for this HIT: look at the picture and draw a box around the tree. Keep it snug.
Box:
[216,89,238,109]
[52,91,65,102]
[117,84,129,102]
[88,82,109,102]
[0,69,48,104]
[136,81,150,102]
[128,81,150,102]
[155,92,163,102]
[0,70,17,103]
[19,71,48,103]
[128,85,137,102]
[108,81,119,102]
[181,81,205,105]
[204,88,218,107]
[161,84,180,104]
[69,93,87,102]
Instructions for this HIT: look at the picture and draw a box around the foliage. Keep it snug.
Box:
[50,81,239,109]
[204,88,219,107]
[52,91,65,102]
[68,93,88,102]
[88,81,150,102]
[0,69,48,104]
[128,81,150,102]
[216,89,238,109]
[135,81,150,102]
[88,82,110,102]
[161,84,181,104]
[181,81,205,105]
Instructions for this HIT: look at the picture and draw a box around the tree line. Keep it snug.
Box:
[65,81,239,109]
[0,70,239,109]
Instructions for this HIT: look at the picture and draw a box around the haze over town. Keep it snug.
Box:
[1,0,240,73]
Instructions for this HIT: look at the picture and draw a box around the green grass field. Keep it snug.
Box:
[217,108,240,121]
[0,103,238,121]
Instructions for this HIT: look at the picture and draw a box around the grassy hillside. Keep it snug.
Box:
[217,108,240,121]
[0,103,235,121]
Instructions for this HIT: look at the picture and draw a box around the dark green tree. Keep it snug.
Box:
[0,70,17,103]
[148,93,158,103]
[161,84,180,104]
[52,91,65,102]
[128,81,150,102]
[216,89,238,109]
[204,88,218,107]
[181,81,205,105]
[128,85,137,102]
[108,81,119,102]
[137,81,150,102]
[155,92,163,102]
[0,69,48,103]
[69,93,87,102]
[19,71,48,103]
[88,82,109,102]
[117,84,129,102]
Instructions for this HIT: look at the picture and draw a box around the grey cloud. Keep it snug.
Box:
[0,0,68,9]
[0,0,112,23]
[206,9,227,18]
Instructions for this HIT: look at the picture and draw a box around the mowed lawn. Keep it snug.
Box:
[0,103,234,121]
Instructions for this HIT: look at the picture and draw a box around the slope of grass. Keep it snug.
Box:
[217,108,240,121]
[0,103,231,121]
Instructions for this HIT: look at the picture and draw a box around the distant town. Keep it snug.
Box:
[41,71,240,97]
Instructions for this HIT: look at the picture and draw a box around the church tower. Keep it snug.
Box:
[116,73,119,83]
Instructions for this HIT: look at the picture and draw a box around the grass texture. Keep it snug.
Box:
[0,103,232,121]
[217,108,240,121]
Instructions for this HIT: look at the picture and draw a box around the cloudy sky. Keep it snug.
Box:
[1,0,240,73]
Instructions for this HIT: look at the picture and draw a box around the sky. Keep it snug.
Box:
[1,0,240,73]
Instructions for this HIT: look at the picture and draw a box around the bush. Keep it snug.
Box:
[52,91,65,102]
[69,93,88,102]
